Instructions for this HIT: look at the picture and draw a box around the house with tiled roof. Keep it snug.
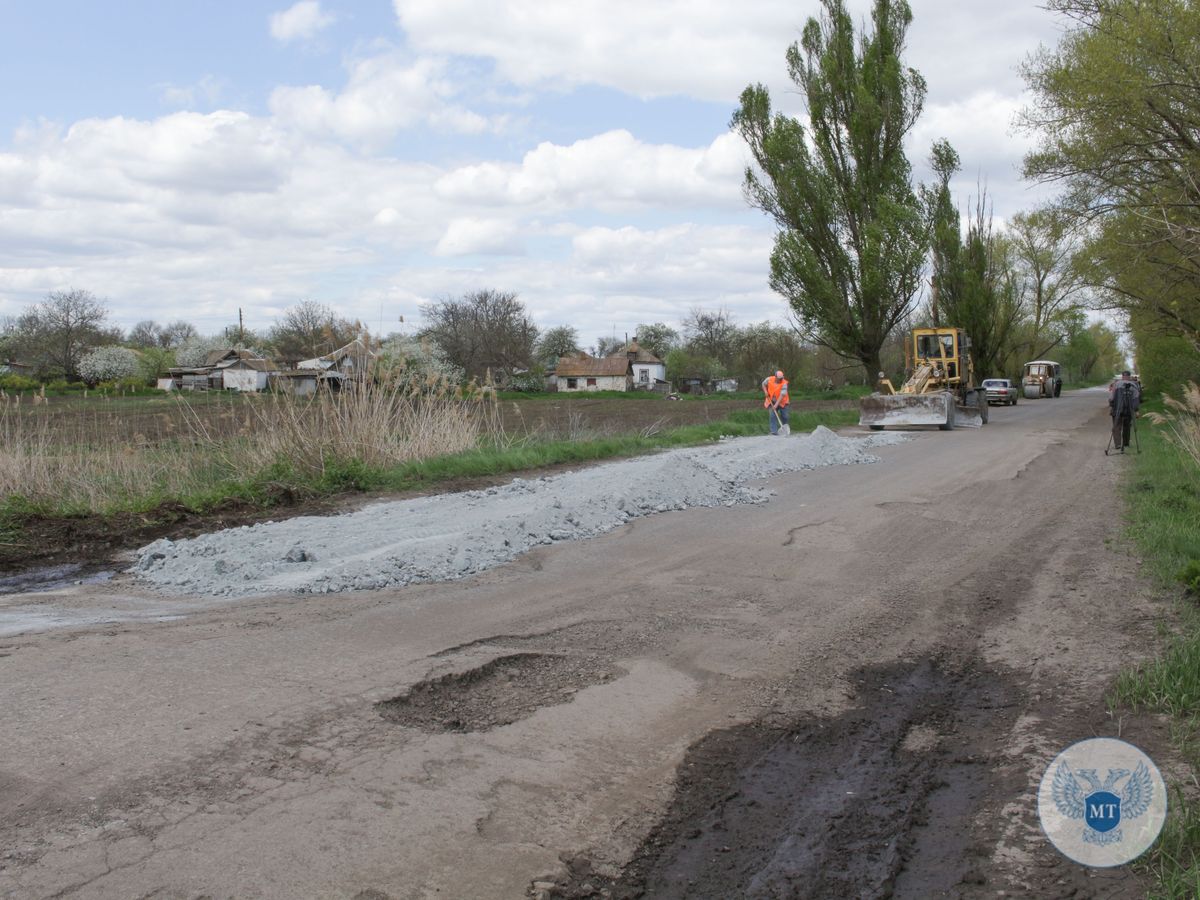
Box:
[553,353,632,392]
[608,338,666,390]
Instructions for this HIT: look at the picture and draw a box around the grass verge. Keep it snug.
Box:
[1108,405,1200,897]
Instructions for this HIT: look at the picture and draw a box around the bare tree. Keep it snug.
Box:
[682,307,739,367]
[421,289,538,380]
[161,320,198,349]
[269,300,362,363]
[16,289,111,379]
[593,336,624,357]
[128,320,164,348]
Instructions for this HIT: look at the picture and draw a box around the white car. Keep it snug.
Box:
[982,378,1019,406]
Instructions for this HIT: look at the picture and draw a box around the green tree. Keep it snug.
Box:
[732,0,933,381]
[730,322,810,389]
[1008,208,1085,357]
[1057,313,1122,383]
[665,348,723,385]
[534,325,581,366]
[931,176,1025,378]
[1020,0,1200,350]
[633,323,680,360]
[137,346,176,383]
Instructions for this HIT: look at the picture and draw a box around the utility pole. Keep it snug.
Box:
[238,307,245,345]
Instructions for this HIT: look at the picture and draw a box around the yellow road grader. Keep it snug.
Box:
[859,327,989,431]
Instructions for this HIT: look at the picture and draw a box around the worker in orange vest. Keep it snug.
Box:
[763,369,790,435]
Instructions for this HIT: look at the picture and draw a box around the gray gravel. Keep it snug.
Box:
[132,427,905,598]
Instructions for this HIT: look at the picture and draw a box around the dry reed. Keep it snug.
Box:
[0,375,500,513]
[1147,381,1200,470]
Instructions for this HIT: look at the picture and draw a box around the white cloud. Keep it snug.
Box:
[434,218,524,256]
[270,54,500,143]
[392,0,1060,105]
[435,130,746,211]
[269,1,335,43]
[394,0,799,102]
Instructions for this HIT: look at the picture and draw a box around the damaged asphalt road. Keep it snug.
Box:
[0,389,1168,898]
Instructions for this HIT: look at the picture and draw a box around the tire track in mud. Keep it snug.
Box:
[550,655,1020,899]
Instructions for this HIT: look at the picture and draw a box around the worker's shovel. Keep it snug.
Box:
[772,407,790,436]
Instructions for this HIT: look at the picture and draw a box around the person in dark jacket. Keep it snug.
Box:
[1108,370,1141,451]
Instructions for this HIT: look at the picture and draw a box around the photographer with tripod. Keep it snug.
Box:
[1107,370,1141,453]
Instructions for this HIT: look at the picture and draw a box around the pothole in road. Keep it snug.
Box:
[377,652,622,733]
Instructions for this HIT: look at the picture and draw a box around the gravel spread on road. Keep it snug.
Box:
[132,427,906,598]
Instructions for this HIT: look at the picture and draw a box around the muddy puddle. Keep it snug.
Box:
[0,563,114,595]
[378,652,623,733]
[549,656,1022,899]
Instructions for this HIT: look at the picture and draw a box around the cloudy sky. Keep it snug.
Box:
[0,0,1065,344]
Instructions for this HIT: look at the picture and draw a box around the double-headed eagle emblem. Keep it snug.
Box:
[1052,760,1155,845]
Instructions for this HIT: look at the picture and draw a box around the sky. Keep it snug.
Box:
[0,0,1068,345]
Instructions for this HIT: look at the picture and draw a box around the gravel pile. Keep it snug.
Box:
[132,427,905,598]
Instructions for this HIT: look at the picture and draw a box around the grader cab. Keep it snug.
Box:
[859,327,989,431]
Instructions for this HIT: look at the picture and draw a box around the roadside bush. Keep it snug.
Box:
[96,377,148,393]
[504,372,545,393]
[0,374,39,392]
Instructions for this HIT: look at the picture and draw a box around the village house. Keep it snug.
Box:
[163,349,278,392]
[610,338,667,391]
[553,354,632,392]
[221,357,279,392]
[269,369,344,396]
[297,337,375,376]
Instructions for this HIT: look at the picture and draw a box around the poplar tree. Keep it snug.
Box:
[732,0,933,380]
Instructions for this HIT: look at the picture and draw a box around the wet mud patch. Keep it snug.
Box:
[0,563,114,595]
[377,653,621,733]
[550,655,1024,900]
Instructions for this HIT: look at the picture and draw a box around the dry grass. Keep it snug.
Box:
[0,377,500,513]
[206,374,501,476]
[1147,382,1200,470]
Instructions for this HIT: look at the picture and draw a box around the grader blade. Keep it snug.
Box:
[859,392,954,430]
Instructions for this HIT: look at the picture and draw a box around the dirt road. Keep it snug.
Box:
[0,388,1167,898]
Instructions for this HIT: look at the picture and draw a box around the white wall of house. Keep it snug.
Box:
[556,374,629,392]
[224,368,271,392]
[632,363,666,387]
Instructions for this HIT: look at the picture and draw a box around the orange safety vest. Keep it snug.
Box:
[764,377,789,408]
